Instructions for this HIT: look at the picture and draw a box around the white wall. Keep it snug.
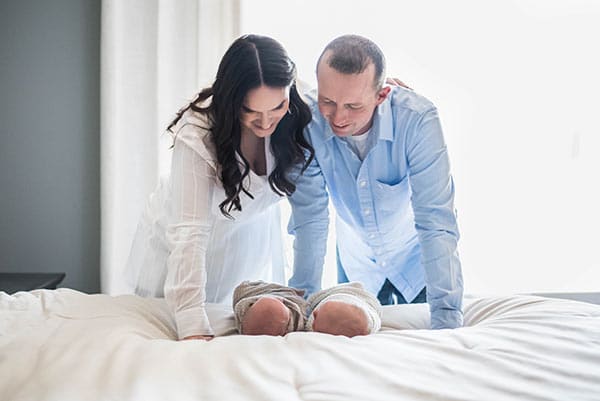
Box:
[241,0,600,295]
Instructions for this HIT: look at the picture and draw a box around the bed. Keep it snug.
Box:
[1,288,599,401]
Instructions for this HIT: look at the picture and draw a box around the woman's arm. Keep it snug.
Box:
[164,133,217,340]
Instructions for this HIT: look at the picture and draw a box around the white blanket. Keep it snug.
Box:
[1,289,599,401]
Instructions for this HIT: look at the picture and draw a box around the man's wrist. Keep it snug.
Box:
[430,308,463,329]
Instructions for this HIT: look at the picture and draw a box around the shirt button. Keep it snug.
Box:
[381,261,387,267]
[364,208,371,216]
[359,180,367,188]
[368,233,375,239]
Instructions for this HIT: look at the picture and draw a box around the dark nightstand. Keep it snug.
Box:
[0,273,66,294]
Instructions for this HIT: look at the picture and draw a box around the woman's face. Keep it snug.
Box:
[240,85,290,138]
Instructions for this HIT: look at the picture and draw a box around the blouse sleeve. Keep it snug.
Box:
[163,132,217,339]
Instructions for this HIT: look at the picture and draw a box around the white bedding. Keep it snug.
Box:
[1,289,599,401]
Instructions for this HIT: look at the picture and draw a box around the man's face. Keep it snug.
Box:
[316,54,389,137]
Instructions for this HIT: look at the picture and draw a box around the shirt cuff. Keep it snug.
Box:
[430,308,463,330]
[174,306,214,339]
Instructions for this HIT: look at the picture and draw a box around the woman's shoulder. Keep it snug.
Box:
[172,103,218,170]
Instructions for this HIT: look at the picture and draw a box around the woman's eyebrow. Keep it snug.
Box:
[242,100,286,113]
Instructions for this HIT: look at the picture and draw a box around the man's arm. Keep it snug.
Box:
[287,152,330,297]
[406,106,464,329]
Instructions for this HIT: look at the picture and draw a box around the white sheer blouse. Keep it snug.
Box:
[126,109,286,339]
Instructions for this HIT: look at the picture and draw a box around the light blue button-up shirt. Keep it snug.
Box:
[287,86,464,329]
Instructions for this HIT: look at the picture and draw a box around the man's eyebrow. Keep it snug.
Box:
[242,100,286,113]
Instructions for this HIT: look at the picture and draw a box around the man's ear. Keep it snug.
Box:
[376,86,391,105]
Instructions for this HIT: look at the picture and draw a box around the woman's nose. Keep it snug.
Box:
[259,113,271,128]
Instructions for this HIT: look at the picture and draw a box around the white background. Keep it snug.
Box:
[240,0,600,295]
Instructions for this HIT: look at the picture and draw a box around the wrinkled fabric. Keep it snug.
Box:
[1,289,600,401]
[305,282,381,333]
[232,280,307,333]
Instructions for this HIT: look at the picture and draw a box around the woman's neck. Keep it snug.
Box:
[240,129,267,176]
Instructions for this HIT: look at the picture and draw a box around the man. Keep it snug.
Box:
[288,35,463,329]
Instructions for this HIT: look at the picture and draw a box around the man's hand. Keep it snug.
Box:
[181,335,214,341]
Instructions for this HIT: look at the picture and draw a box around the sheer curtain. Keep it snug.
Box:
[100,0,240,294]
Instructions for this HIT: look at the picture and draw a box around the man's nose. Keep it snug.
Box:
[331,107,348,125]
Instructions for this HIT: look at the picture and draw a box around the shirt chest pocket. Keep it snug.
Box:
[373,177,412,217]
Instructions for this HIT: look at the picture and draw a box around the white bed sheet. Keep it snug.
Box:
[1,289,599,401]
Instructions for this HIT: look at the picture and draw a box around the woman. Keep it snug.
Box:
[126,35,313,340]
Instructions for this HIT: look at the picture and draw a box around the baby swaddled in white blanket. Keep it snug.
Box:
[233,281,381,337]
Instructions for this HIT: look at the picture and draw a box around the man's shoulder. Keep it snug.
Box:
[300,87,320,113]
[299,88,330,141]
[387,86,437,116]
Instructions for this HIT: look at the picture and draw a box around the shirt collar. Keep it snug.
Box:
[372,97,394,142]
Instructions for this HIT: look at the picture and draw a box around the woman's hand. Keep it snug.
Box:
[181,335,214,341]
[386,77,412,90]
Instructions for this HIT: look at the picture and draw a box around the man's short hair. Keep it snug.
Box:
[317,34,386,90]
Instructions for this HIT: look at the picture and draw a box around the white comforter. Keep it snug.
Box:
[1,289,599,401]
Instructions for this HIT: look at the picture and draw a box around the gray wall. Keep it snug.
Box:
[0,0,101,293]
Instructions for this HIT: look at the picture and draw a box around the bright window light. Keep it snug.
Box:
[241,0,600,295]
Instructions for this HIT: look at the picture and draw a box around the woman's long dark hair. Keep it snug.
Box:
[167,35,314,218]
